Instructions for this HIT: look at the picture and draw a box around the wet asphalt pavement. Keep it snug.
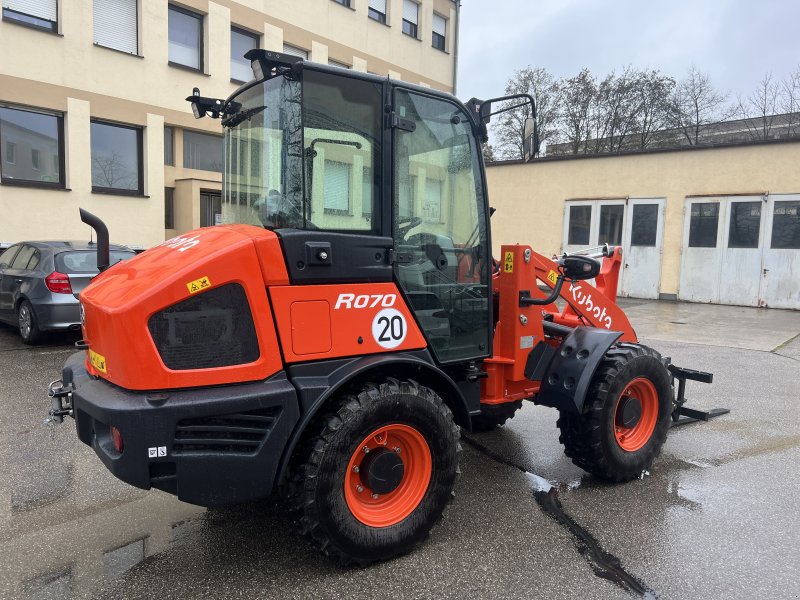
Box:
[0,302,799,600]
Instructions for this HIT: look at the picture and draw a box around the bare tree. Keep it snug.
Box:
[91,153,136,189]
[481,142,497,163]
[492,66,561,160]
[780,65,800,137]
[669,65,733,145]
[559,68,596,154]
[737,72,780,140]
[590,67,645,153]
[632,70,676,149]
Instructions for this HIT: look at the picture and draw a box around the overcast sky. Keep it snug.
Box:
[456,0,800,105]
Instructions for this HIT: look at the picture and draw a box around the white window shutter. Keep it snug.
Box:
[282,44,308,59]
[368,0,386,12]
[403,0,417,23]
[324,161,350,212]
[3,0,57,21]
[93,0,138,55]
[433,14,446,36]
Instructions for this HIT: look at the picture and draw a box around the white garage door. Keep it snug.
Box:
[563,198,665,299]
[679,195,800,308]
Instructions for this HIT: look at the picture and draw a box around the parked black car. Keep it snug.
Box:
[0,241,135,344]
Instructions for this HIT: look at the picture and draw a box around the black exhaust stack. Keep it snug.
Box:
[79,209,110,273]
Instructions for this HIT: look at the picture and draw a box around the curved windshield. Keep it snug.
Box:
[221,70,383,231]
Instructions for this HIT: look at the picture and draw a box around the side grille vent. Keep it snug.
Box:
[173,408,280,454]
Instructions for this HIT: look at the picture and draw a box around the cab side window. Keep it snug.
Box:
[0,245,20,268]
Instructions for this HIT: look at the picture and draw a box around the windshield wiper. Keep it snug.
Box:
[222,105,267,128]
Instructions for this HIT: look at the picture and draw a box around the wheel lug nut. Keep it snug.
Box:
[353,466,360,473]
[356,485,364,492]
[371,493,378,499]
[394,447,401,454]
[363,446,370,453]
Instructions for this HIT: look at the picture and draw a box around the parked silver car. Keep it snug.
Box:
[0,241,135,344]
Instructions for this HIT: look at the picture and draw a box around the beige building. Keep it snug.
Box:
[487,141,800,309]
[0,0,459,248]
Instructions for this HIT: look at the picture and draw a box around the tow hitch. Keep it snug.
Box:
[668,364,730,426]
[44,379,74,426]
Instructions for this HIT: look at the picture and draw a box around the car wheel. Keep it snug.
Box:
[18,300,43,345]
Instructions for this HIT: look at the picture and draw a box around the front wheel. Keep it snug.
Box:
[285,379,460,565]
[557,343,673,482]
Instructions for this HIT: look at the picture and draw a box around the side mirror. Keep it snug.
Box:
[561,255,601,280]
[523,117,538,162]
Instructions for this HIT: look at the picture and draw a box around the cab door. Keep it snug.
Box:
[392,88,491,364]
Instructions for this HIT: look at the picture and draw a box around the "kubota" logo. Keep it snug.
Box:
[335,293,397,309]
[159,235,200,252]
[569,283,613,329]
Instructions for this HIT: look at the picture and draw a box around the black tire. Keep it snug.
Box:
[470,401,523,432]
[556,343,672,482]
[18,300,43,345]
[285,378,461,565]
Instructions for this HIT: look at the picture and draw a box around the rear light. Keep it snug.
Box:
[45,271,73,294]
[110,426,124,453]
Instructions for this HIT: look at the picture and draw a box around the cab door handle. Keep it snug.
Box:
[16,279,23,284]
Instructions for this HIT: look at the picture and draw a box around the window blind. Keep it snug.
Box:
[403,0,417,23]
[94,0,138,55]
[324,160,350,212]
[3,0,57,21]
[433,13,446,36]
[368,0,385,12]
[282,43,308,59]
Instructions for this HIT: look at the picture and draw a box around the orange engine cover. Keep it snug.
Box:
[79,225,287,391]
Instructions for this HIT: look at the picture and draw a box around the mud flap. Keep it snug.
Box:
[531,327,623,414]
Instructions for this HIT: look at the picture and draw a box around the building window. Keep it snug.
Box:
[598,205,624,245]
[0,105,64,188]
[368,0,386,24]
[688,202,719,248]
[362,167,372,217]
[402,0,418,37]
[94,0,138,55]
[424,179,441,220]
[90,120,143,194]
[432,13,446,51]
[328,59,350,69]
[727,202,761,249]
[168,5,203,71]
[2,0,57,32]
[164,126,173,165]
[231,26,258,83]
[331,0,350,7]
[771,201,800,249]
[282,43,308,60]
[323,160,351,215]
[164,187,174,229]
[183,130,222,172]
[567,205,592,245]
[630,204,658,247]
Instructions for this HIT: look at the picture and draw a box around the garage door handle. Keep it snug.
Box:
[763,268,769,275]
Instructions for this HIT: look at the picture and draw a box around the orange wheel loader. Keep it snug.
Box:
[45,51,725,565]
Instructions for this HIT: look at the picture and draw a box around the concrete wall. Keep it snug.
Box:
[0,0,457,248]
[486,141,800,296]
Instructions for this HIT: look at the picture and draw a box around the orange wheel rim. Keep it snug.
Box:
[344,424,432,528]
[613,377,658,452]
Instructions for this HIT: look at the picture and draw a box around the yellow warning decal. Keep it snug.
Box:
[89,349,107,373]
[503,251,514,273]
[186,275,212,294]
[547,270,559,285]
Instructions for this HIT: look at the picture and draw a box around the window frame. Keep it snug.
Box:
[368,0,387,24]
[0,104,66,189]
[401,0,418,38]
[164,187,175,229]
[90,119,144,196]
[1,1,58,33]
[183,129,223,172]
[167,4,204,73]
[331,0,351,7]
[230,25,259,84]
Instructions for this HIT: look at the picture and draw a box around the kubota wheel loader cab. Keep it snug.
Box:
[60,52,493,563]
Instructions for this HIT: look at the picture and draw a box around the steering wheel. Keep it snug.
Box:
[396,216,422,239]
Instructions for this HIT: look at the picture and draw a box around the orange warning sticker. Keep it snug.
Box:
[547,270,559,285]
[186,275,211,294]
[89,349,107,373]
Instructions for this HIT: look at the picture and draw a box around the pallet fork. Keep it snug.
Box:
[668,364,730,427]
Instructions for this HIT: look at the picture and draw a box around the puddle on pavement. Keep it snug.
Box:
[462,436,660,599]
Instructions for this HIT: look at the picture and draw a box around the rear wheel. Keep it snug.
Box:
[18,300,42,345]
[285,379,460,565]
[557,343,672,482]
[470,400,523,432]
